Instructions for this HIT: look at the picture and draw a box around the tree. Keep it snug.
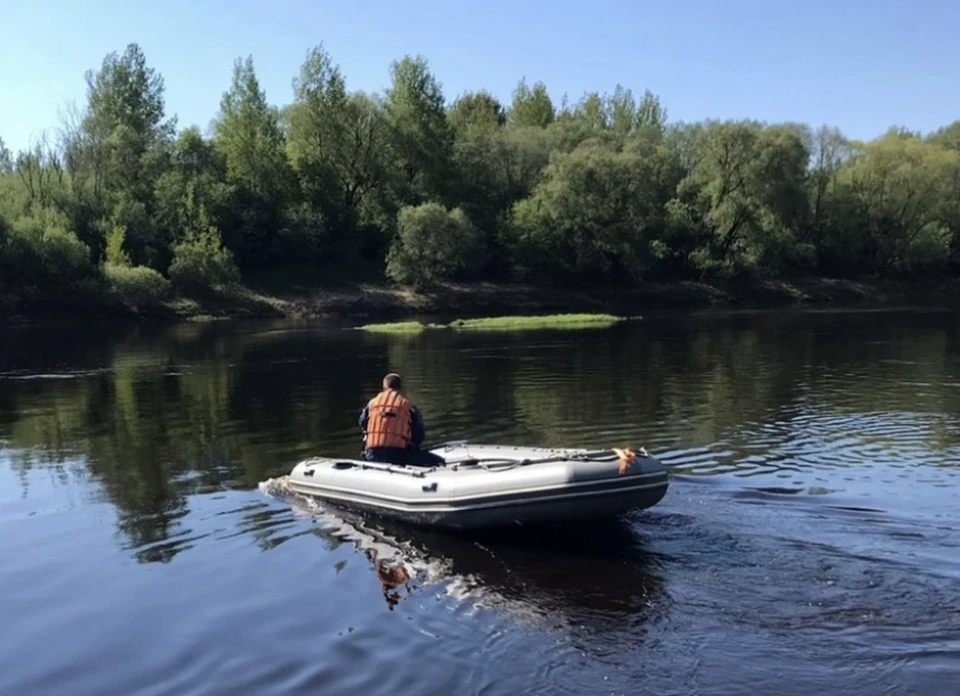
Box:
[385,202,485,288]
[635,89,668,133]
[832,134,959,273]
[168,200,240,295]
[285,45,391,258]
[569,91,607,131]
[0,136,12,175]
[154,126,230,255]
[101,224,172,312]
[928,121,960,151]
[666,120,813,276]
[82,44,172,143]
[2,209,97,305]
[553,86,667,141]
[36,49,181,275]
[510,138,681,283]
[450,122,556,278]
[448,91,506,135]
[805,125,852,251]
[286,44,348,212]
[925,121,960,265]
[382,55,454,208]
[213,55,295,268]
[507,78,555,129]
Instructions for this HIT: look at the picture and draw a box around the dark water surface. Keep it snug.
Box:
[2,309,960,695]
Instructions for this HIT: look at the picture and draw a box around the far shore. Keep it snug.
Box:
[3,274,960,326]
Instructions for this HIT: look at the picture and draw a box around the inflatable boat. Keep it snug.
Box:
[286,442,669,530]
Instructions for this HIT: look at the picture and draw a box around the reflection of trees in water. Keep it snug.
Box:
[380,331,528,444]
[0,310,958,563]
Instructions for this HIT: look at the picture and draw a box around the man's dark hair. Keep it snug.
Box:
[382,373,402,391]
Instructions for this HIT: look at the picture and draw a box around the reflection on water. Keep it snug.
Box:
[260,477,669,625]
[1,309,960,695]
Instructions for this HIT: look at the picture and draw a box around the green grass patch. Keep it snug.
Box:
[357,313,627,333]
[357,320,427,333]
[446,313,626,331]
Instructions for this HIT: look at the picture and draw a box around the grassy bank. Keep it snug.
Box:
[447,313,625,330]
[357,313,627,333]
[4,273,960,325]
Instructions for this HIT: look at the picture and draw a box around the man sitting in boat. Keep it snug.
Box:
[359,373,445,467]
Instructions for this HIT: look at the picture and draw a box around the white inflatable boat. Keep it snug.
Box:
[286,442,669,530]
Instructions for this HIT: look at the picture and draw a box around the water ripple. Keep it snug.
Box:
[2,310,960,695]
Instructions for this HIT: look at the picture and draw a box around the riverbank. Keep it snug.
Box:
[4,274,960,325]
[284,275,960,321]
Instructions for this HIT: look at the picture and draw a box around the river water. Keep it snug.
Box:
[1,308,959,695]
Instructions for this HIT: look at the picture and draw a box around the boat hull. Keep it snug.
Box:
[286,443,669,530]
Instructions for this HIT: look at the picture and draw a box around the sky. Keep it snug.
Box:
[1,0,958,154]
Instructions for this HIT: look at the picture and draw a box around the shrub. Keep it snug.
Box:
[385,202,485,289]
[5,211,96,302]
[103,262,172,311]
[104,222,132,266]
[168,208,240,295]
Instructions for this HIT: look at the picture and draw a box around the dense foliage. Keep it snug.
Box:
[2,42,959,313]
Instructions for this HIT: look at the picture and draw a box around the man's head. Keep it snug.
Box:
[382,373,403,391]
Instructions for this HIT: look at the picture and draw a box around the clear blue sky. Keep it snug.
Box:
[1,0,957,153]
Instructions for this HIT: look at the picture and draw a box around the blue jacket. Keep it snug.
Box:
[359,400,426,449]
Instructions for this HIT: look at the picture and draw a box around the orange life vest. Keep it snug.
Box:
[365,389,413,449]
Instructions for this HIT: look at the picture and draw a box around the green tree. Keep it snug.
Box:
[925,122,960,265]
[666,121,813,277]
[285,45,391,259]
[385,202,485,288]
[448,91,506,135]
[100,223,172,312]
[831,134,959,273]
[213,55,295,269]
[0,136,12,175]
[383,55,454,208]
[510,138,681,283]
[82,44,172,142]
[569,91,607,131]
[154,126,230,250]
[168,199,240,295]
[507,79,555,129]
[548,87,667,150]
[3,209,97,306]
[635,89,668,133]
[803,125,852,254]
[927,121,960,151]
[78,43,176,268]
[450,123,555,278]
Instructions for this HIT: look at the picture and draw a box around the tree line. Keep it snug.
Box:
[2,42,959,314]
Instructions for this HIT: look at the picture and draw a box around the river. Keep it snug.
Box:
[1,308,959,695]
